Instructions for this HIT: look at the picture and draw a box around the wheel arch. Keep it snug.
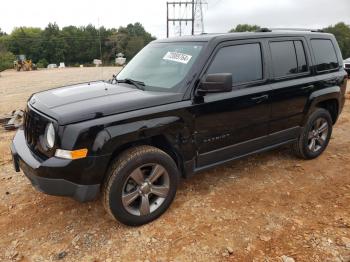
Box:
[315,99,339,124]
[104,135,185,182]
[304,86,341,125]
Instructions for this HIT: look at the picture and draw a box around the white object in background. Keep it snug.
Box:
[115,53,126,66]
[343,57,350,68]
[80,65,84,68]
[59,62,65,68]
[47,64,57,69]
[93,59,102,67]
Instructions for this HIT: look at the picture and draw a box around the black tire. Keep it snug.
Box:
[292,108,333,159]
[103,145,179,226]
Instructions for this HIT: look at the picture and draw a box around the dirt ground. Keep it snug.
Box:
[0,68,349,262]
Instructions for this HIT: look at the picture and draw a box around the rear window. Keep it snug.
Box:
[311,39,339,72]
[269,40,308,78]
[207,43,262,85]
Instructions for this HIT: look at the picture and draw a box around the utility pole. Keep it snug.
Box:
[98,17,103,63]
[191,0,195,35]
[166,1,196,38]
[166,1,170,38]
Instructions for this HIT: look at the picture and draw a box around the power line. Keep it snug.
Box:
[167,1,194,37]
[166,0,207,38]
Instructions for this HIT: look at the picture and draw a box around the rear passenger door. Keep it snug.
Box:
[310,38,344,100]
[268,38,315,140]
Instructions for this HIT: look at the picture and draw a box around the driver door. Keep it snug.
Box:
[192,40,273,168]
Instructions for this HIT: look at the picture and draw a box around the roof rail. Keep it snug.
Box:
[256,28,324,33]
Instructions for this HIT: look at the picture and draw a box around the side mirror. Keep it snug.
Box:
[196,73,232,95]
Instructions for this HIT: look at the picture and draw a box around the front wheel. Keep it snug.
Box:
[292,108,333,159]
[103,146,179,226]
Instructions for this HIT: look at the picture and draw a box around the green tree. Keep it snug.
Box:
[105,30,126,62]
[0,35,9,53]
[111,23,156,61]
[125,36,145,59]
[323,22,350,59]
[0,51,15,72]
[1,22,155,66]
[61,24,110,65]
[81,24,100,63]
[37,58,48,68]
[61,26,83,64]
[41,23,66,63]
[0,28,6,36]
[7,27,43,62]
[229,24,261,32]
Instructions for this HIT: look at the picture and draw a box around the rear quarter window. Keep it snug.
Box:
[311,39,339,72]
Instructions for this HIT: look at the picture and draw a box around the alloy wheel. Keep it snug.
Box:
[121,163,170,216]
[307,117,329,153]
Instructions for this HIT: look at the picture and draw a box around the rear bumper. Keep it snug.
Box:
[10,130,106,202]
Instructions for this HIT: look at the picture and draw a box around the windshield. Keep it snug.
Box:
[116,42,204,92]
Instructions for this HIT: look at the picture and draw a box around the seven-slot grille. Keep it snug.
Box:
[23,106,49,153]
[345,64,350,69]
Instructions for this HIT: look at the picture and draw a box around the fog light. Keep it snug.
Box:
[55,148,88,160]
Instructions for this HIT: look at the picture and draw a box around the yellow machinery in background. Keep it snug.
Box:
[14,55,37,71]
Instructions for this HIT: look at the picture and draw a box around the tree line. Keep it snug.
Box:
[0,22,155,71]
[1,22,349,72]
[230,22,350,59]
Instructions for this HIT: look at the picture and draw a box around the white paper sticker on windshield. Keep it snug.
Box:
[163,52,192,64]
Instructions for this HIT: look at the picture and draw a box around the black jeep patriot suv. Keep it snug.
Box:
[11,30,348,226]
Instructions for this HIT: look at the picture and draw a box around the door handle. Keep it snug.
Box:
[251,94,269,104]
[301,85,314,90]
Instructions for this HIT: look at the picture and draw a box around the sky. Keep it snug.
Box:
[1,0,349,38]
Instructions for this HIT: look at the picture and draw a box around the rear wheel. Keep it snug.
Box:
[103,145,179,226]
[292,108,333,159]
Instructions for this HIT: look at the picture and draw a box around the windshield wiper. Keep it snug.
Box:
[117,78,145,91]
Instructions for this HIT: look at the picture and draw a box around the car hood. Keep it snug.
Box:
[29,81,183,125]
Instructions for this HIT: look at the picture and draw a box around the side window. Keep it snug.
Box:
[207,43,262,85]
[270,40,309,78]
[270,41,298,77]
[311,39,339,72]
[294,41,308,73]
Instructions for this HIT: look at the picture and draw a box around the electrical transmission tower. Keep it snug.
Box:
[166,0,206,38]
[193,0,205,35]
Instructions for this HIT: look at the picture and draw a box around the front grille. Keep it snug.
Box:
[345,64,350,69]
[23,106,51,157]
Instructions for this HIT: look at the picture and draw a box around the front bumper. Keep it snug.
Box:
[10,130,106,202]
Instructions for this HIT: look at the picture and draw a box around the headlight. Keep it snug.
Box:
[55,148,88,160]
[45,123,55,149]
